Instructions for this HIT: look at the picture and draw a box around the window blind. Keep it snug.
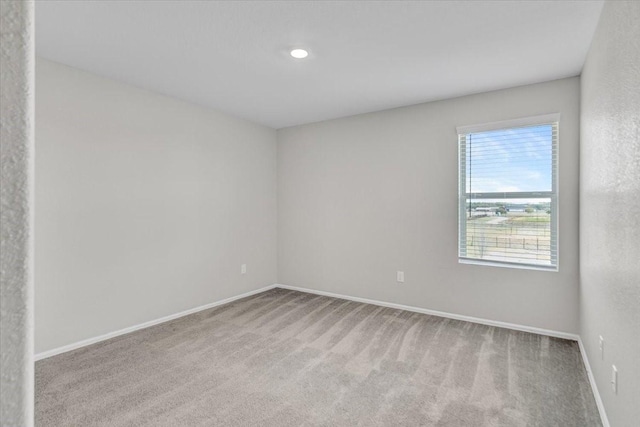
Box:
[458,118,558,270]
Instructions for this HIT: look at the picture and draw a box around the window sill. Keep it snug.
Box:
[459,257,558,272]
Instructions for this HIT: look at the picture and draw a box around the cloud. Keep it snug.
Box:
[465,124,553,193]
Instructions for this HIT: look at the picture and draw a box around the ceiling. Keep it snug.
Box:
[36,1,604,129]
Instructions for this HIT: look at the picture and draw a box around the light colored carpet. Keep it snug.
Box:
[36,288,601,426]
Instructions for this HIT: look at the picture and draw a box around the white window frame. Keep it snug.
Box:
[457,113,560,271]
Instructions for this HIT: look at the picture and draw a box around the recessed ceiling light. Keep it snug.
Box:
[290,48,308,59]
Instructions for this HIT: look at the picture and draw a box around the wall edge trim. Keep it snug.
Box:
[38,281,581,362]
[275,283,579,340]
[577,337,611,427]
[34,284,278,361]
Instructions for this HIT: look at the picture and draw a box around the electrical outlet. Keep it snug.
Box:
[396,271,404,283]
[611,365,617,394]
[599,335,604,360]
[241,264,247,274]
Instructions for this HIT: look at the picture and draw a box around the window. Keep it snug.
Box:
[457,114,559,270]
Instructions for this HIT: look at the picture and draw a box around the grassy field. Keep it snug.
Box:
[510,215,551,223]
[465,212,552,264]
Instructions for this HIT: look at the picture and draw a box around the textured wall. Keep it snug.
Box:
[35,59,277,354]
[0,1,35,425]
[580,1,640,425]
[278,77,580,334]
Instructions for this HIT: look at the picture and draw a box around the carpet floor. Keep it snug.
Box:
[36,288,601,426]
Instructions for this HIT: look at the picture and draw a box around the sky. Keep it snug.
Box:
[464,124,554,194]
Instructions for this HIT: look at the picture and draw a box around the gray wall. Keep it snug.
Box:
[278,77,580,334]
[0,1,35,425]
[580,1,640,425]
[35,59,278,354]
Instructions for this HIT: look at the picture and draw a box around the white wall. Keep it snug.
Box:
[35,59,277,354]
[580,1,640,425]
[278,77,580,334]
[1,1,35,425]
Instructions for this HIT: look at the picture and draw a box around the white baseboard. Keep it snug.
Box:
[36,281,579,356]
[274,283,580,341]
[34,284,278,361]
[577,337,610,427]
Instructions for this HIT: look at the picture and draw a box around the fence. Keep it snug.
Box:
[469,235,551,251]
